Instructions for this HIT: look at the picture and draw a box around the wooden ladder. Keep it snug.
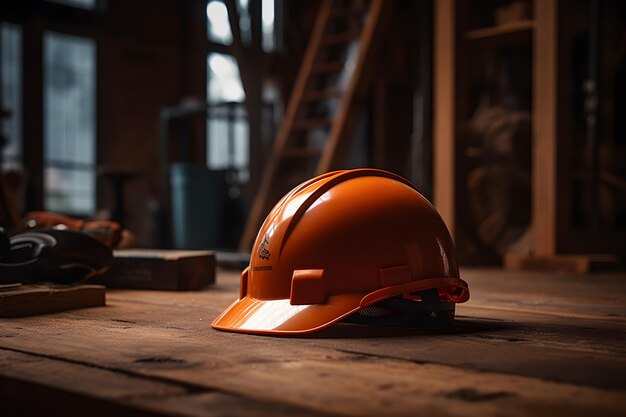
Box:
[239,0,393,251]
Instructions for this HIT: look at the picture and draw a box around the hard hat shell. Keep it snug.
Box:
[212,169,469,335]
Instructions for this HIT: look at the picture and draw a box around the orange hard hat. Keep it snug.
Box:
[212,169,469,335]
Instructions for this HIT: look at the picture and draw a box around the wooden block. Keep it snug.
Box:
[0,284,105,318]
[504,253,621,274]
[97,249,215,290]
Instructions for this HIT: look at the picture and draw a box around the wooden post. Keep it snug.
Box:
[507,0,618,272]
[433,0,455,236]
[22,19,45,211]
[533,0,557,257]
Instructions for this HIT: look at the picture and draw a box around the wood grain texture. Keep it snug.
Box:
[0,350,332,417]
[98,249,216,290]
[533,0,558,256]
[0,284,105,317]
[0,268,624,416]
[433,0,456,236]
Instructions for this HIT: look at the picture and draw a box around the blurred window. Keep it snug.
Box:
[262,0,275,52]
[43,32,96,215]
[237,0,251,46]
[206,53,248,180]
[205,0,280,180]
[207,0,233,44]
[1,23,22,172]
[206,0,277,50]
[207,53,245,104]
[46,0,96,10]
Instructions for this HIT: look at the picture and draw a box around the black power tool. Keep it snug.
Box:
[0,227,113,285]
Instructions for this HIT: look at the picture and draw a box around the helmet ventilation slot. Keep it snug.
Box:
[344,293,456,329]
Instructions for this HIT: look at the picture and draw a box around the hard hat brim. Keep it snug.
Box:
[211,277,469,335]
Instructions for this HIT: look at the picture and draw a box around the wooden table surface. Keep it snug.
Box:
[1,268,625,417]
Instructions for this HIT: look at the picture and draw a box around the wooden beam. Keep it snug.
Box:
[226,0,265,211]
[224,0,249,96]
[533,0,558,257]
[22,18,45,211]
[433,0,455,236]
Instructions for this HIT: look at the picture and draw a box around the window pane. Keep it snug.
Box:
[1,23,22,171]
[44,166,95,214]
[206,113,250,179]
[207,53,245,103]
[207,0,233,44]
[46,0,96,10]
[262,0,275,52]
[44,32,96,215]
[234,118,249,168]
[206,53,248,176]
[207,118,230,169]
[236,0,251,46]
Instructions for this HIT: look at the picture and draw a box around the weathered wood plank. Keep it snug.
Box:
[463,269,626,318]
[0,299,623,414]
[131,392,338,417]
[0,284,105,318]
[1,324,624,417]
[0,348,183,417]
[1,268,622,390]
[0,349,335,417]
[0,268,624,416]
[302,316,626,389]
[184,351,625,417]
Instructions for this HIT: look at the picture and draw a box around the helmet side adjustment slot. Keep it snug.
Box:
[290,269,326,305]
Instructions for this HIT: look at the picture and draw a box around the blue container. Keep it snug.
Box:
[170,163,227,249]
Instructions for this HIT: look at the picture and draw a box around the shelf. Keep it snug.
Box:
[465,20,534,41]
